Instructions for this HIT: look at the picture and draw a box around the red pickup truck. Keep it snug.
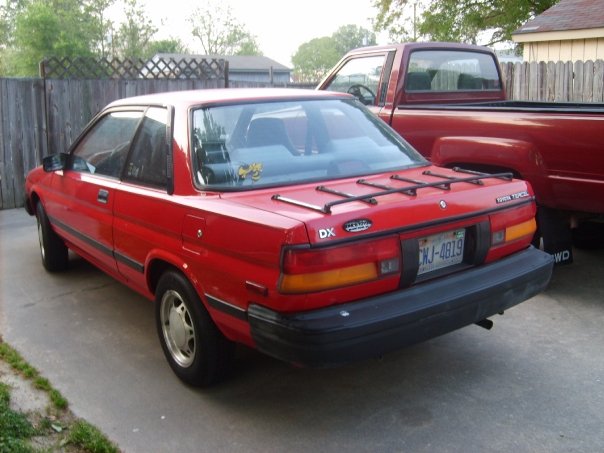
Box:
[24,89,553,386]
[318,42,604,264]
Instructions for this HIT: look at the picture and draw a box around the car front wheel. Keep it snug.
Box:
[155,270,234,387]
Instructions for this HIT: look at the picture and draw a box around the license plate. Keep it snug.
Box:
[418,229,465,275]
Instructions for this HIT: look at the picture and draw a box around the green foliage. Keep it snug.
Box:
[292,25,376,82]
[0,340,115,453]
[144,38,190,58]
[372,0,414,41]
[332,24,377,56]
[67,421,119,453]
[113,0,158,58]
[2,0,119,76]
[12,1,65,76]
[372,0,559,46]
[49,388,68,410]
[84,0,117,58]
[0,342,68,411]
[189,0,261,56]
[236,39,262,57]
[0,342,37,377]
[292,37,340,82]
[0,383,36,453]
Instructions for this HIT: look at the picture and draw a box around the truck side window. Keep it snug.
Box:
[407,50,501,92]
[323,54,387,106]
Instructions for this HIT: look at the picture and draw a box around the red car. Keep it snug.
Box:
[25,89,553,386]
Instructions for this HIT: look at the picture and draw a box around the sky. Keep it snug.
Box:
[129,0,387,67]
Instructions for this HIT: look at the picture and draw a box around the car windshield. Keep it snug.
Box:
[191,98,426,190]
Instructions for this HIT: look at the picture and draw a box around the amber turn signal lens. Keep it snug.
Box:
[505,218,537,242]
[492,218,536,245]
[280,263,378,293]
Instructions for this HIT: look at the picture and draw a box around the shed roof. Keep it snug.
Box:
[513,0,604,35]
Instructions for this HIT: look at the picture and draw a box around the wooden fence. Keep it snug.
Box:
[500,60,604,102]
[1,60,604,209]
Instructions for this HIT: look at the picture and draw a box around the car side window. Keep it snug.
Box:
[323,54,387,106]
[124,107,169,188]
[71,111,143,178]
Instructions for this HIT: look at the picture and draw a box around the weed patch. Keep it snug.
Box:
[0,340,119,452]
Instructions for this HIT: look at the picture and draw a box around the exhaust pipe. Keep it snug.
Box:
[475,319,494,330]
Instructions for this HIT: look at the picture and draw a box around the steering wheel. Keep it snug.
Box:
[347,84,376,105]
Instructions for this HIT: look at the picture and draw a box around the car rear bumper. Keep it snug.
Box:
[248,247,554,367]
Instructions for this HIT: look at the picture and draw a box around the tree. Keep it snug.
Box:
[144,38,189,59]
[332,24,377,56]
[236,39,262,57]
[84,0,116,58]
[292,37,340,82]
[372,0,559,46]
[1,0,118,76]
[1,0,26,73]
[113,0,157,58]
[188,0,261,55]
[9,0,99,76]
[291,25,376,82]
[1,0,27,48]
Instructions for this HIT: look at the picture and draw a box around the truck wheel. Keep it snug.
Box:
[35,202,68,272]
[155,270,234,387]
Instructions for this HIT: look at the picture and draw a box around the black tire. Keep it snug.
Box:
[155,271,235,387]
[35,202,68,272]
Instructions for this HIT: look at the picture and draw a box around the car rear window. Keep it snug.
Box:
[191,99,425,190]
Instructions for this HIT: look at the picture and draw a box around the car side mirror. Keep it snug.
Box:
[42,153,68,172]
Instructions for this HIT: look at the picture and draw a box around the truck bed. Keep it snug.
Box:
[400,101,604,113]
[390,105,604,215]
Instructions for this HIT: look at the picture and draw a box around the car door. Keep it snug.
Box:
[46,109,144,275]
[320,51,395,119]
[112,107,180,295]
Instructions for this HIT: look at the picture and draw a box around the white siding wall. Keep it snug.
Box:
[524,38,604,62]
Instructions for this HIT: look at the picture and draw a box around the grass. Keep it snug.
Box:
[0,382,36,453]
[0,340,119,453]
[67,421,119,453]
[0,342,68,411]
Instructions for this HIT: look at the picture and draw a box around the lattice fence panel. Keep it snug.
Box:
[40,57,227,80]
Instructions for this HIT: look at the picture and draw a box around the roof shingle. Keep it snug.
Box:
[514,0,604,35]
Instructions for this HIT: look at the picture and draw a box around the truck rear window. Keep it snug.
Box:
[191,99,426,189]
[406,50,501,92]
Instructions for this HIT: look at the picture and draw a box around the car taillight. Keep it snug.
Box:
[491,218,537,246]
[487,204,537,261]
[279,236,401,293]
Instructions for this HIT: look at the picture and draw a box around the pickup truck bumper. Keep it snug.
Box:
[248,247,553,367]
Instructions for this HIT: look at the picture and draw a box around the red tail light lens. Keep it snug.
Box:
[487,204,537,262]
[280,236,401,293]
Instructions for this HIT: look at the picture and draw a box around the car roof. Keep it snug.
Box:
[107,88,350,109]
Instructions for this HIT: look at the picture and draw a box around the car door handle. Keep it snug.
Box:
[97,189,109,204]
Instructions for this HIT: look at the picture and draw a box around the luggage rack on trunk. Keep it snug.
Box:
[271,168,513,214]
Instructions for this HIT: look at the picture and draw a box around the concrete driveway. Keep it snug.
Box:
[1,208,603,452]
